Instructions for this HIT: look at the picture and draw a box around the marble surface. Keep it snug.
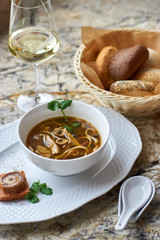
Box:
[0,0,160,239]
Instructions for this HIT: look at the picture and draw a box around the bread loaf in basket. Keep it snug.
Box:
[74,27,160,116]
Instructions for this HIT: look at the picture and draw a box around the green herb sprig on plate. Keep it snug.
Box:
[25,180,53,203]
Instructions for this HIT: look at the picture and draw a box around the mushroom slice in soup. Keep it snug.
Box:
[36,145,51,154]
[42,153,52,158]
[42,134,60,154]
[33,134,41,140]
[53,127,65,137]
[44,134,55,147]
[35,145,52,158]
[50,142,60,154]
[56,138,68,145]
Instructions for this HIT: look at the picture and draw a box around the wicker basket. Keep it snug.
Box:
[74,28,160,117]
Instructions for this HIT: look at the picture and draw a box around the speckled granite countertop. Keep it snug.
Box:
[0,0,160,239]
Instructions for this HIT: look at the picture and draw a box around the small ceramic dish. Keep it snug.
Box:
[17,101,110,176]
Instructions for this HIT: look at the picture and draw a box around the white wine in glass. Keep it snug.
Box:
[8,0,59,112]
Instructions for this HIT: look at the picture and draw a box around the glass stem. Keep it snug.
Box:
[34,64,40,103]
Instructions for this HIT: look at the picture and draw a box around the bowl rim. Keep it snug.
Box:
[17,100,110,162]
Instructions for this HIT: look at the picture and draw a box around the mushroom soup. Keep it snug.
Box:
[26,116,101,159]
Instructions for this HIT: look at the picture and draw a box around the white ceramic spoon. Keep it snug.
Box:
[115,176,152,231]
[118,176,155,223]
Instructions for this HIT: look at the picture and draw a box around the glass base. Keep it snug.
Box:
[17,93,54,112]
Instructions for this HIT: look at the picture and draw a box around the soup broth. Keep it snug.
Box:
[26,116,101,160]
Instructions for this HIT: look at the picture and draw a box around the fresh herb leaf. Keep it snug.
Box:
[62,125,72,132]
[40,186,53,195]
[47,99,72,112]
[48,99,72,123]
[30,195,39,203]
[47,100,59,111]
[71,123,80,128]
[63,123,80,132]
[60,100,72,110]
[25,191,35,199]
[30,180,40,193]
[25,180,53,203]
[39,183,53,195]
[40,183,47,189]
[25,191,39,203]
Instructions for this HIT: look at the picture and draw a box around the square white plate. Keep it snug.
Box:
[0,106,142,224]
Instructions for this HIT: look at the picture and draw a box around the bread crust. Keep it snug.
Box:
[109,45,149,81]
[110,80,155,97]
[154,82,160,94]
[132,67,160,84]
[143,48,160,68]
[96,46,118,89]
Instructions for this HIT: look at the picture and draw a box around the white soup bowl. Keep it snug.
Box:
[17,100,110,176]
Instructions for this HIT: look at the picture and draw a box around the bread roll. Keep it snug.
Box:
[110,80,155,97]
[143,48,160,68]
[96,46,118,89]
[154,82,160,95]
[132,67,160,84]
[109,45,149,81]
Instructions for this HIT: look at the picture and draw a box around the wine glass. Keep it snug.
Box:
[8,0,59,112]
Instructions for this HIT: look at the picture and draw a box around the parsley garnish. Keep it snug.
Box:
[39,183,52,195]
[25,192,39,203]
[47,99,80,131]
[48,99,72,123]
[25,180,53,203]
[30,181,40,193]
